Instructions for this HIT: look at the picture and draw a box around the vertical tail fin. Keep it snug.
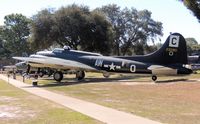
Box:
[146,33,188,64]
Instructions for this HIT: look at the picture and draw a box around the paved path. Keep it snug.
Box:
[0,74,162,124]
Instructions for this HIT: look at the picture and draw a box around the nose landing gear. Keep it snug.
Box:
[152,75,157,82]
[76,71,85,80]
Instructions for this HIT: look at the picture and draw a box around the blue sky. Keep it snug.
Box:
[0,0,200,43]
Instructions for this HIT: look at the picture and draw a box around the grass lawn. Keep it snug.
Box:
[15,73,200,124]
[0,79,103,124]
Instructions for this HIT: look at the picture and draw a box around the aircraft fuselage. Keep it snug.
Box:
[32,49,191,76]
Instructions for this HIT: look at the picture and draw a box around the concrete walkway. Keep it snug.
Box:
[0,74,162,124]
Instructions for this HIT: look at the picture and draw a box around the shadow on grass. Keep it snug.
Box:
[25,74,195,88]
[36,77,134,88]
[30,74,152,88]
[33,78,191,88]
[155,78,189,83]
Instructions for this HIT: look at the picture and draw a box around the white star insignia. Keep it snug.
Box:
[109,63,115,70]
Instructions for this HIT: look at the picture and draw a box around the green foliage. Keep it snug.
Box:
[0,14,31,57]
[181,0,200,22]
[79,10,114,55]
[186,37,198,45]
[144,45,158,54]
[185,37,200,55]
[97,4,163,55]
[52,5,91,49]
[30,9,55,50]
[0,28,9,59]
[30,4,114,55]
[0,4,164,57]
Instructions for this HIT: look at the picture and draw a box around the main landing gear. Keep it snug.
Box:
[53,71,85,82]
[37,68,45,77]
[26,64,31,74]
[53,71,63,82]
[76,71,85,80]
[152,75,157,82]
[103,72,110,78]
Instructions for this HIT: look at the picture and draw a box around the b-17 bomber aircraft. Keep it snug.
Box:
[13,33,193,82]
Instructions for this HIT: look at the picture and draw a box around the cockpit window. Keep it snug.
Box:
[63,45,71,50]
[53,48,64,53]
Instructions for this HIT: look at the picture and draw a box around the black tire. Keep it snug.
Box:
[53,71,63,82]
[32,81,38,86]
[103,72,110,78]
[34,74,38,79]
[76,71,85,80]
[38,71,44,77]
[152,75,157,81]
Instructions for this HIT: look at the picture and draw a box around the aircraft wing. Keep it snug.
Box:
[3,65,16,69]
[13,56,96,71]
[148,65,177,75]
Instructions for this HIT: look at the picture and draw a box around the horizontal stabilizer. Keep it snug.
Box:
[148,65,177,75]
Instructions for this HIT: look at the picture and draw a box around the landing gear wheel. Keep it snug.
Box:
[103,72,110,78]
[37,68,44,77]
[152,75,157,81]
[76,71,85,80]
[53,71,63,82]
[38,71,44,77]
[34,74,38,79]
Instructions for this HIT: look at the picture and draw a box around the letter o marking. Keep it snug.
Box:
[169,51,173,56]
[130,65,136,72]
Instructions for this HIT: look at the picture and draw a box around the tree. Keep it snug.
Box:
[78,10,114,54]
[185,37,200,55]
[30,4,114,55]
[30,8,55,50]
[98,4,163,55]
[96,4,123,55]
[52,4,90,49]
[186,37,198,45]
[180,0,200,22]
[1,14,31,57]
[0,28,8,59]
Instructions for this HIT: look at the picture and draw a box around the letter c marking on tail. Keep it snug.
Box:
[169,35,180,48]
